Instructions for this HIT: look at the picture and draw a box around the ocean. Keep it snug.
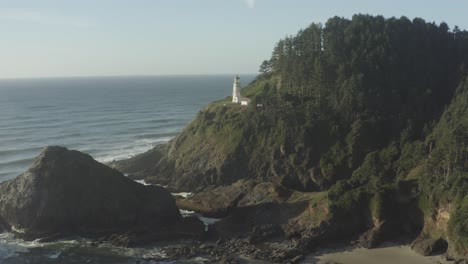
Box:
[0,75,255,183]
[0,74,255,263]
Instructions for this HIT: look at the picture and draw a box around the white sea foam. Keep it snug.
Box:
[95,136,175,164]
[179,209,222,231]
[172,192,193,198]
[198,216,222,231]
[179,209,196,216]
[135,179,151,186]
[0,233,38,260]
[97,241,166,259]
[0,233,170,262]
[47,251,61,259]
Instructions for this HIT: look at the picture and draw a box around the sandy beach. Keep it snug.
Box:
[302,244,451,264]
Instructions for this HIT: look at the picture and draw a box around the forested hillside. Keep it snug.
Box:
[113,15,468,262]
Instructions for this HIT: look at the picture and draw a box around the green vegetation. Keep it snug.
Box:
[287,190,327,204]
[149,14,468,256]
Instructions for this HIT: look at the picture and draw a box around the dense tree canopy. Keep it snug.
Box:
[250,15,468,126]
[248,15,468,251]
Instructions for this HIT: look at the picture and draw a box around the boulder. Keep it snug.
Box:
[411,236,448,256]
[446,241,468,263]
[358,220,389,249]
[0,146,182,239]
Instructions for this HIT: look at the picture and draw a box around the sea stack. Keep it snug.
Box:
[0,146,182,239]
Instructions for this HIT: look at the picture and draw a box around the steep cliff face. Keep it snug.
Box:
[414,78,468,261]
[144,102,343,192]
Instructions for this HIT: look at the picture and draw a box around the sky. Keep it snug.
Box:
[1,0,468,79]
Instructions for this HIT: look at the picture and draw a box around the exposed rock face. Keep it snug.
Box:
[447,242,468,263]
[408,203,468,262]
[0,215,10,233]
[108,216,205,247]
[0,146,182,239]
[358,221,386,249]
[210,202,309,239]
[176,179,331,242]
[411,236,448,256]
[176,180,291,218]
[108,144,166,180]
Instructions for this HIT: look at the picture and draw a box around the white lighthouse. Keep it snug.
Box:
[231,75,250,106]
[232,75,241,103]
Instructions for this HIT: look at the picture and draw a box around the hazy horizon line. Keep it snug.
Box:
[0,73,259,81]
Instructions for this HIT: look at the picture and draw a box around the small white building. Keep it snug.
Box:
[240,98,250,105]
[232,75,250,106]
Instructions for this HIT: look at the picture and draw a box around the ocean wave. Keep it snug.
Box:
[26,105,60,110]
[71,116,133,125]
[95,137,174,163]
[0,123,65,132]
[76,117,182,130]
[0,233,30,261]
[0,75,244,186]
[125,121,188,132]
[0,233,172,263]
[0,147,43,157]
[39,132,83,141]
[134,132,178,140]
[0,157,34,169]
[8,116,64,124]
[0,170,17,178]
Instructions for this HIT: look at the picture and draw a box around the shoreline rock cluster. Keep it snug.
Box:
[0,143,464,263]
[0,146,204,244]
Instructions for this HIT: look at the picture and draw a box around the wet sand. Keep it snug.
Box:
[303,244,452,264]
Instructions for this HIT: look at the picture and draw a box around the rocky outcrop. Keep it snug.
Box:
[0,215,10,233]
[411,236,448,256]
[108,216,205,247]
[358,220,390,249]
[108,144,166,180]
[176,179,291,217]
[0,146,187,240]
[447,242,468,264]
[409,203,468,262]
[210,202,309,239]
[408,203,449,256]
[176,179,331,242]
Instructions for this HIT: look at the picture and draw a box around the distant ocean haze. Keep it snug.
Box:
[0,75,255,182]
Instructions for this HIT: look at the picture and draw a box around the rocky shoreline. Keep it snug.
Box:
[0,145,463,263]
[0,145,458,263]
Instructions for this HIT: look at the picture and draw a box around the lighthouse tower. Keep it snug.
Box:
[232,75,241,103]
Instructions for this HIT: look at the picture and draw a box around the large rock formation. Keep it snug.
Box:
[0,146,183,240]
[176,179,291,217]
